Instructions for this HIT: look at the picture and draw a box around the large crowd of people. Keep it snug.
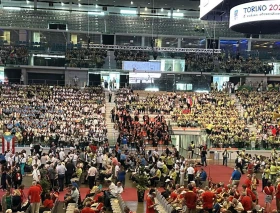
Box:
[185,52,274,74]
[0,85,106,146]
[0,46,29,65]
[1,85,280,213]
[114,50,150,69]
[65,49,107,68]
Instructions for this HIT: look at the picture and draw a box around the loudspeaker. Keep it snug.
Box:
[49,23,67,30]
[89,74,101,86]
[120,75,128,88]
[102,34,114,45]
[49,2,53,6]
[151,9,156,13]
[103,6,107,11]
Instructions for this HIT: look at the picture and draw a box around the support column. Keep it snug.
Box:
[177,38,181,48]
[21,68,27,85]
[100,34,103,44]
[67,32,70,44]
[170,8,173,18]
[34,0,37,10]
[141,36,145,47]
[248,38,252,51]
[114,34,117,45]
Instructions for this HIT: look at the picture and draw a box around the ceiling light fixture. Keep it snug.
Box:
[78,3,81,7]
[177,9,179,12]
[131,1,133,4]
[120,9,137,14]
[61,2,64,6]
[95,4,98,8]
[145,7,147,11]
[161,8,163,11]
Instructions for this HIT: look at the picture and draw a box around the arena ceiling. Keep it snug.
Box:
[33,0,200,10]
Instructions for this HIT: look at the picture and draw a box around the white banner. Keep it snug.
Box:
[230,0,280,27]
[200,0,223,19]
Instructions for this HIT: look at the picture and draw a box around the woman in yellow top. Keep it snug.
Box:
[270,162,277,183]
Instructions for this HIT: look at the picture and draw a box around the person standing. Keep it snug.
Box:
[201,186,216,213]
[222,149,229,166]
[184,184,197,213]
[275,178,280,212]
[56,161,66,192]
[230,167,242,187]
[190,141,195,159]
[201,148,207,167]
[146,191,157,213]
[187,164,195,184]
[264,181,274,213]
[108,92,112,103]
[32,164,41,182]
[65,159,75,186]
[86,163,97,189]
[28,181,41,213]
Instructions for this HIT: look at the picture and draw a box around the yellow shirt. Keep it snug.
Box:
[270,165,277,175]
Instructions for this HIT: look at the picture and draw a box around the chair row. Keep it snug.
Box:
[110,194,125,213]
[155,190,175,213]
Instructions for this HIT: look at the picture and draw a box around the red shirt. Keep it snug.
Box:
[28,185,41,203]
[216,187,223,194]
[276,184,280,199]
[264,186,274,195]
[146,196,156,213]
[241,196,252,211]
[244,178,252,188]
[43,199,54,209]
[81,207,95,213]
[184,191,197,209]
[246,188,256,201]
[170,192,178,201]
[202,191,215,209]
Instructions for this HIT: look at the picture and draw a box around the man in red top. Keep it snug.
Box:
[184,184,197,213]
[244,174,252,188]
[146,191,157,213]
[201,186,215,211]
[275,180,280,212]
[81,202,95,213]
[28,181,41,213]
[240,192,252,211]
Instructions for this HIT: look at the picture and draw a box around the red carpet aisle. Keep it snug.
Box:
[0,165,275,209]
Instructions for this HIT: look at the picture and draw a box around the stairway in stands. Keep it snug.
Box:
[103,51,117,69]
[230,93,258,134]
[104,91,119,145]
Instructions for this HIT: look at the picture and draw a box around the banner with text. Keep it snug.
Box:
[230,0,280,27]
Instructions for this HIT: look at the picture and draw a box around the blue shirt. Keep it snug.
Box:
[231,169,241,180]
[200,171,207,181]
[120,154,126,161]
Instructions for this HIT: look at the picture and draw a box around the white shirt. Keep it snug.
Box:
[115,164,120,177]
[157,161,164,169]
[187,167,195,175]
[88,166,97,176]
[32,169,41,182]
[116,186,124,194]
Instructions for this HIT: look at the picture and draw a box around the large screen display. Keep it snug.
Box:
[230,1,280,27]
[123,61,161,71]
[129,72,161,84]
[200,0,223,19]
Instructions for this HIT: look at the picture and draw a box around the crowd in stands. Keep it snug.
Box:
[185,52,274,74]
[114,50,149,69]
[0,46,28,65]
[66,49,107,68]
[236,90,280,148]
[0,85,106,146]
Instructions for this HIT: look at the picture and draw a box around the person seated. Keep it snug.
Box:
[50,186,59,203]
[81,201,95,213]
[39,194,54,213]
[64,186,80,206]
[91,196,104,213]
[11,189,22,212]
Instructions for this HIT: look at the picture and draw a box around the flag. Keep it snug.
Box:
[2,135,15,153]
